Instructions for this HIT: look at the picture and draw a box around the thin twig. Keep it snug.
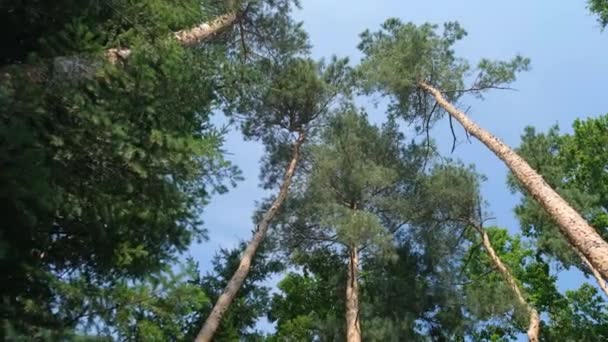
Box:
[448,114,457,153]
[443,85,518,94]
[421,101,439,171]
[454,267,496,286]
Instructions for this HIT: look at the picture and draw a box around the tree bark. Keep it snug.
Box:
[194,131,306,342]
[1,10,238,83]
[345,246,362,342]
[474,225,540,342]
[419,81,608,282]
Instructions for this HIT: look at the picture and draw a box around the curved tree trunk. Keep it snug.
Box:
[473,225,540,341]
[194,131,306,342]
[345,247,362,342]
[419,81,608,283]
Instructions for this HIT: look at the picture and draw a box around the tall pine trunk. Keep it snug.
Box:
[1,10,238,82]
[194,132,305,342]
[419,81,608,283]
[473,225,540,341]
[345,246,362,342]
[105,11,238,63]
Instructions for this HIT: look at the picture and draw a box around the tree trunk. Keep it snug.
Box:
[1,10,238,83]
[474,225,540,342]
[345,246,362,342]
[106,11,238,64]
[194,131,306,342]
[575,248,608,297]
[419,81,608,283]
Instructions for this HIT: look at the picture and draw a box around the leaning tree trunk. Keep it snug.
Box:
[345,246,362,342]
[419,81,608,283]
[1,10,239,83]
[472,224,540,341]
[194,131,306,342]
[575,247,608,297]
[105,11,238,63]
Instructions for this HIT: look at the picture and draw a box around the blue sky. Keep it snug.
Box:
[188,0,608,334]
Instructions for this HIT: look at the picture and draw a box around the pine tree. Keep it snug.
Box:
[274,108,429,341]
[195,55,350,341]
[358,18,608,284]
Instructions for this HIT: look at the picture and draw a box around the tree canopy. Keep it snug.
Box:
[1,1,607,341]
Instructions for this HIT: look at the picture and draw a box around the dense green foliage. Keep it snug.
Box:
[188,244,283,341]
[0,0,210,64]
[268,250,345,340]
[0,0,238,337]
[277,108,424,254]
[227,53,351,189]
[1,0,607,340]
[91,262,209,341]
[510,114,608,271]
[269,112,486,340]
[462,225,608,341]
[268,221,475,341]
[358,18,529,127]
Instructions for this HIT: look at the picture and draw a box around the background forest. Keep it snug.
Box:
[1,0,607,341]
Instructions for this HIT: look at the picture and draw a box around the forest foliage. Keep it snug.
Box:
[1,0,607,341]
